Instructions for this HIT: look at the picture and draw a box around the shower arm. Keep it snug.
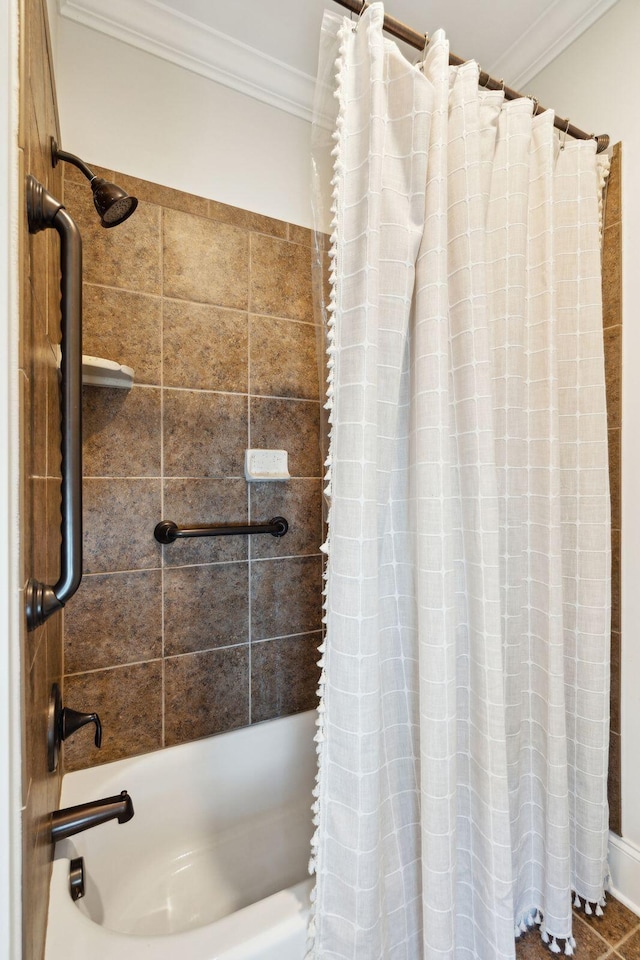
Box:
[51,142,96,182]
[25,176,83,631]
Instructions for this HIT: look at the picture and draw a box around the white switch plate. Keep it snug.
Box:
[244,449,290,481]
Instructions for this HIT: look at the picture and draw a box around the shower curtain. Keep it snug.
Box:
[309,5,611,959]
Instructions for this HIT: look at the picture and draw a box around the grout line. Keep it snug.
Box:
[81,566,164,578]
[82,474,323,481]
[64,656,165,677]
[250,311,319,329]
[611,920,640,951]
[82,280,162,300]
[250,553,322,563]
[159,383,322,404]
[78,552,323,579]
[251,629,322,646]
[64,642,254,678]
[64,631,322,680]
[81,287,319,328]
[113,380,321,403]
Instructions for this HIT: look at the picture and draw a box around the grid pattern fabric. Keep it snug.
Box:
[309,5,610,959]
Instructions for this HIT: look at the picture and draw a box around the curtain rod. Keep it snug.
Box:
[332,0,610,154]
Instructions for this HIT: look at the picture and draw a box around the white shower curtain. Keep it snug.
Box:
[308,5,611,959]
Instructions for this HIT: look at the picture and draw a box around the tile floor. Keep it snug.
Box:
[515,896,640,958]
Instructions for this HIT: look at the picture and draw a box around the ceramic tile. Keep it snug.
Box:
[208,199,288,239]
[602,224,622,331]
[63,183,162,294]
[250,234,313,323]
[28,314,49,479]
[46,224,62,345]
[577,895,640,949]
[251,632,321,723]
[46,341,61,479]
[45,475,61,586]
[117,172,209,217]
[603,324,621,429]
[82,478,162,573]
[162,478,248,566]
[164,646,250,745]
[163,207,249,309]
[611,630,621,736]
[288,224,314,246]
[64,570,163,673]
[605,144,621,227]
[163,300,247,393]
[63,661,163,769]
[609,428,620,530]
[82,283,162,386]
[612,529,620,634]
[615,926,640,959]
[82,385,161,477]
[249,479,322,560]
[251,555,322,641]
[164,562,249,655]
[29,476,48,587]
[609,730,621,835]
[250,314,319,400]
[250,397,321,478]
[163,389,247,478]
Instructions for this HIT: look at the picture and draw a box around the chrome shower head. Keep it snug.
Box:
[51,138,138,229]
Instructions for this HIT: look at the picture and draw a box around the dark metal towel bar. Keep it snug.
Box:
[154,517,288,544]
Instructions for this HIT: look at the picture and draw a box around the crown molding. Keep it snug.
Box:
[489,0,619,89]
[57,0,316,122]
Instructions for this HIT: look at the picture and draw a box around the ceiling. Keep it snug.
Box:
[57,0,619,121]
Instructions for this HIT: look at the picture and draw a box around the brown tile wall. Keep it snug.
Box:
[18,0,65,957]
[604,143,622,835]
[60,169,323,771]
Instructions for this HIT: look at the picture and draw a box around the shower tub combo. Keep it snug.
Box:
[45,711,316,960]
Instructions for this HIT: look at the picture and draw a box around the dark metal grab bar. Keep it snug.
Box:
[25,176,83,631]
[154,517,288,544]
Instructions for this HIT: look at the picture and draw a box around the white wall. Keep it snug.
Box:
[52,18,313,227]
[532,0,640,858]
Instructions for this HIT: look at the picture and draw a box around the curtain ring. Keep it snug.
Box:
[529,95,540,115]
[350,2,367,32]
[415,31,430,68]
[560,117,571,151]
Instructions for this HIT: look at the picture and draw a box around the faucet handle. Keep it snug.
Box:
[48,684,103,772]
[61,707,102,748]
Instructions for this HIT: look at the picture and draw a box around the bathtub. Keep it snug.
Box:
[45,711,317,960]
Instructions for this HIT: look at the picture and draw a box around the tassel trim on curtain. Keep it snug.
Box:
[305,16,351,960]
[305,13,613,958]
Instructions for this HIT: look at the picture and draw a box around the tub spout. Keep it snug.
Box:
[50,790,134,843]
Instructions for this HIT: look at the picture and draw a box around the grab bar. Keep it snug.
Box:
[25,176,83,631]
[154,517,288,544]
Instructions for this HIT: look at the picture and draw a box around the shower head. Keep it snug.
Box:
[51,138,138,228]
[90,178,138,228]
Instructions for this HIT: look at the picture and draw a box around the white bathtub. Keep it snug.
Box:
[45,711,317,960]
